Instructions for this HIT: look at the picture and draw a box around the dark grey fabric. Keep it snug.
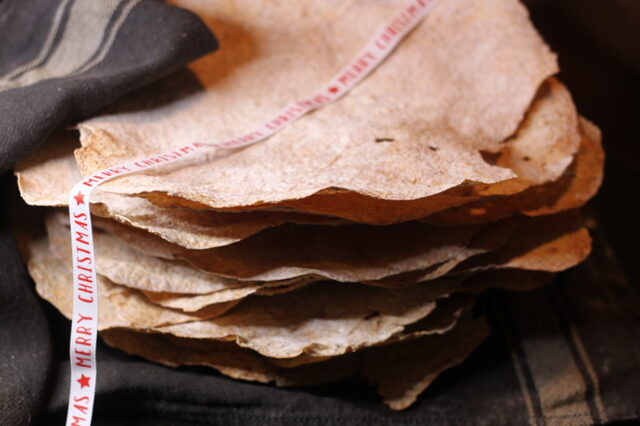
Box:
[0,180,51,426]
[0,0,218,174]
[0,0,61,76]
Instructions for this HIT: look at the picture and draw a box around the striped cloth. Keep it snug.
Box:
[0,0,217,173]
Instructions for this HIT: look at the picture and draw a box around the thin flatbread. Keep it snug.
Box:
[46,213,256,294]
[26,237,237,328]
[360,313,489,410]
[424,117,603,225]
[100,312,488,410]
[74,0,557,217]
[378,210,591,286]
[14,133,344,249]
[30,230,467,359]
[50,208,492,283]
[165,221,507,282]
[457,210,592,273]
[269,293,474,368]
[142,277,317,312]
[15,79,580,231]
[154,279,446,358]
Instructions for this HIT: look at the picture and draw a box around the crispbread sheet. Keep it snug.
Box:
[74,0,557,216]
[425,117,603,225]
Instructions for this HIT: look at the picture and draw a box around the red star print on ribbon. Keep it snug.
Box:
[77,374,90,389]
[73,192,85,205]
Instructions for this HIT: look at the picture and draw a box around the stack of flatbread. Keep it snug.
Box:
[13,0,603,410]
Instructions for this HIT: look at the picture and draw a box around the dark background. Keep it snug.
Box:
[524,0,640,285]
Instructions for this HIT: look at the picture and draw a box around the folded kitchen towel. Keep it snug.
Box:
[0,0,218,173]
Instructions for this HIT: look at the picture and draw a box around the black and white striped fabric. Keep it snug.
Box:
[0,0,217,173]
